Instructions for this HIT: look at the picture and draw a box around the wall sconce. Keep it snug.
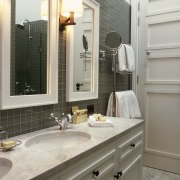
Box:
[41,0,48,21]
[60,0,83,30]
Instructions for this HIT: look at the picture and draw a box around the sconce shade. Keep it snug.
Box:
[41,0,48,20]
[61,0,83,18]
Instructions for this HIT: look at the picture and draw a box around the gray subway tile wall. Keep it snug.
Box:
[0,0,131,138]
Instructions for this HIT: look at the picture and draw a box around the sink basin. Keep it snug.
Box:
[25,131,91,149]
[0,158,12,178]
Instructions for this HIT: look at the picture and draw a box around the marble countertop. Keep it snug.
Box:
[0,117,144,180]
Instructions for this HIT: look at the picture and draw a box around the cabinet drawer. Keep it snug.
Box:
[117,129,143,162]
[79,156,115,180]
[118,145,143,174]
[60,144,116,180]
[117,155,143,180]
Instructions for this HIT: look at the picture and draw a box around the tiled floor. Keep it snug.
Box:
[143,166,180,180]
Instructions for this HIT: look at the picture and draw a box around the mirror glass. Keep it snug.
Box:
[10,0,48,96]
[0,0,58,109]
[66,0,99,102]
[73,4,93,92]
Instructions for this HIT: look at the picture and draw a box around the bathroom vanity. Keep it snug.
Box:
[0,117,144,180]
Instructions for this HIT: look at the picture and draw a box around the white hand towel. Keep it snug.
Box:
[106,91,141,118]
[106,92,130,118]
[106,93,113,116]
[88,116,113,127]
[126,90,141,118]
[115,91,130,118]
[124,45,135,72]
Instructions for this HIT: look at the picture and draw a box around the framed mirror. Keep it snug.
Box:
[0,0,59,109]
[66,0,99,102]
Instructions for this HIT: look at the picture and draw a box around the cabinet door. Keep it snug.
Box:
[117,156,142,180]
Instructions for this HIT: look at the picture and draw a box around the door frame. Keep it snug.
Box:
[130,0,139,94]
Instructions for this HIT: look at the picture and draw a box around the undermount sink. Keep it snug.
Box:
[0,158,12,178]
[25,131,91,149]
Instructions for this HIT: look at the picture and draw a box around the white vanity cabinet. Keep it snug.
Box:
[115,128,143,180]
[46,125,144,180]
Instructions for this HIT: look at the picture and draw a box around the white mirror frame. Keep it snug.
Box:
[0,0,59,109]
[66,0,99,102]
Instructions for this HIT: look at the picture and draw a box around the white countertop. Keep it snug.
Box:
[0,117,144,180]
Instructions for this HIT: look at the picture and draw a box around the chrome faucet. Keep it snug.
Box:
[50,113,72,130]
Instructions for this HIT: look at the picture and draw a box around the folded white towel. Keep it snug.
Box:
[116,44,135,72]
[106,91,141,118]
[118,44,127,71]
[88,116,113,127]
[124,45,135,72]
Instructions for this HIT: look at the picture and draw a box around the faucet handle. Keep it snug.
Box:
[50,113,55,117]
[61,113,72,122]
[61,113,65,117]
[50,113,59,119]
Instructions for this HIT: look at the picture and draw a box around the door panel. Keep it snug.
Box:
[147,18,180,48]
[139,0,180,174]
[148,0,180,15]
[147,57,180,81]
[145,91,180,157]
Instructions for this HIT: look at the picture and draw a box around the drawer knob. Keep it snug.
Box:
[93,170,99,177]
[118,171,123,176]
[131,143,136,148]
[114,174,120,179]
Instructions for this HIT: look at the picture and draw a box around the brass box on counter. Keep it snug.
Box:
[72,106,88,124]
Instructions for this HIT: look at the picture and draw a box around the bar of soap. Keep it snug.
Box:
[1,141,16,148]
[93,114,106,122]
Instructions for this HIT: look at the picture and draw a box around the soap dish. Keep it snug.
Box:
[0,140,22,152]
[0,144,16,151]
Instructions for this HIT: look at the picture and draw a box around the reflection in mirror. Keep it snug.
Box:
[73,4,93,92]
[66,0,99,102]
[11,0,48,96]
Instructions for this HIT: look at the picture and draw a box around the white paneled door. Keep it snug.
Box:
[138,0,180,174]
